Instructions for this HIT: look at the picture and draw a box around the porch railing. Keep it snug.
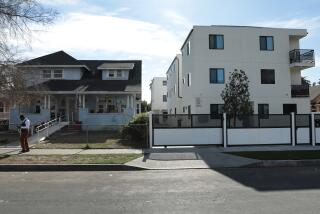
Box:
[289,49,314,64]
[291,85,310,97]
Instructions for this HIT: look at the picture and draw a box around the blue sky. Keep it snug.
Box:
[27,0,320,101]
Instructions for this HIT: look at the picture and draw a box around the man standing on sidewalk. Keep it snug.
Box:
[19,115,30,153]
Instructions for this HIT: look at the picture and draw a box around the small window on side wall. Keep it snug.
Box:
[260,36,274,51]
[258,104,269,119]
[210,104,224,119]
[210,68,225,84]
[163,95,167,102]
[186,41,191,55]
[261,69,275,84]
[209,34,224,49]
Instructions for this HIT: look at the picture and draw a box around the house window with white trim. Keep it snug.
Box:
[116,70,122,77]
[42,70,51,79]
[108,70,115,77]
[53,70,63,79]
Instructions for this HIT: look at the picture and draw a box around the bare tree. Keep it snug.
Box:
[0,0,57,106]
[0,0,58,60]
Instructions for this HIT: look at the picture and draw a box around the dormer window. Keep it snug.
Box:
[117,71,122,77]
[109,70,115,77]
[53,70,63,79]
[42,70,51,79]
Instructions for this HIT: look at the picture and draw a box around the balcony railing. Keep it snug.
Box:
[291,85,309,97]
[289,49,314,64]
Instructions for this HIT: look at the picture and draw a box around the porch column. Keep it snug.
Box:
[133,94,136,115]
[127,95,130,109]
[131,95,134,108]
[48,95,51,110]
[44,95,47,109]
[82,95,86,108]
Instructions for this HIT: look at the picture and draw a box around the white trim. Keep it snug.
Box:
[19,64,90,70]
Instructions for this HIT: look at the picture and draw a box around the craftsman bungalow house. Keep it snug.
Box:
[9,51,142,128]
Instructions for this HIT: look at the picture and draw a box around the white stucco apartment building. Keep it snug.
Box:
[166,25,315,115]
[150,77,168,114]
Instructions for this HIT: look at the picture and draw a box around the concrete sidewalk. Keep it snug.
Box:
[0,148,143,155]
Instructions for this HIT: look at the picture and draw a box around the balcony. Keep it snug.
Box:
[291,85,309,97]
[289,49,315,69]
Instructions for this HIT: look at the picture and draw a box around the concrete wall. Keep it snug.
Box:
[179,26,310,114]
[78,108,134,130]
[167,54,183,114]
[150,77,167,113]
[153,128,222,146]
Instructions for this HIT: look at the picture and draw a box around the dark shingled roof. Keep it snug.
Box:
[30,80,141,92]
[23,51,142,92]
[19,51,83,66]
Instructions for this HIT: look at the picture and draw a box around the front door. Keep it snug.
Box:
[283,104,297,114]
[67,98,78,122]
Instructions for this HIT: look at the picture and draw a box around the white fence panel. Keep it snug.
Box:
[316,128,320,144]
[228,128,291,146]
[296,128,310,144]
[153,128,222,146]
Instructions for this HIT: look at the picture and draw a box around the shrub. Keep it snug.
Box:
[121,113,148,143]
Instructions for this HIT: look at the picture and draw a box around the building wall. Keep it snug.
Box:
[150,77,167,113]
[180,26,310,114]
[167,54,183,114]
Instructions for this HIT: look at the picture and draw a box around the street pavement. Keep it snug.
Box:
[1,167,320,213]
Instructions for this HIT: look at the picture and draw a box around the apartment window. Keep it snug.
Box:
[261,69,275,84]
[258,104,269,118]
[53,70,63,79]
[187,41,191,55]
[283,104,297,115]
[42,70,51,79]
[116,70,122,77]
[162,80,167,86]
[210,104,224,119]
[210,68,225,84]
[260,36,274,51]
[108,71,115,77]
[0,102,4,112]
[209,34,224,49]
[187,73,191,86]
[163,95,167,102]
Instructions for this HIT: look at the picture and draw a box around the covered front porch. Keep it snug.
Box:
[10,93,141,128]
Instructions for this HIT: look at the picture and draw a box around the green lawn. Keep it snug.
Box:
[227,150,320,160]
[32,130,145,149]
[0,154,142,164]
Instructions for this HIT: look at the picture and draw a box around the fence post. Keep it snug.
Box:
[223,113,227,148]
[149,112,153,148]
[291,112,296,146]
[311,112,316,146]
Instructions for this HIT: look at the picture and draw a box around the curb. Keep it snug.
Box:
[247,159,320,168]
[0,164,145,172]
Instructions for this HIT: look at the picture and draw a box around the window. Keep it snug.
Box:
[116,71,122,77]
[174,84,176,94]
[53,70,63,79]
[182,78,185,84]
[210,104,224,119]
[187,73,191,86]
[42,70,51,79]
[260,36,274,51]
[0,102,4,112]
[261,69,275,84]
[108,71,115,77]
[209,34,224,49]
[210,68,225,84]
[258,104,269,118]
[163,95,167,102]
[162,80,167,86]
[283,104,297,114]
[187,41,190,55]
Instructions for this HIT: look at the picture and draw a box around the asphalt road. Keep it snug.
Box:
[1,167,320,214]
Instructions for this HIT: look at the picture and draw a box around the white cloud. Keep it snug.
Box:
[162,11,192,29]
[254,16,320,30]
[26,12,183,101]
